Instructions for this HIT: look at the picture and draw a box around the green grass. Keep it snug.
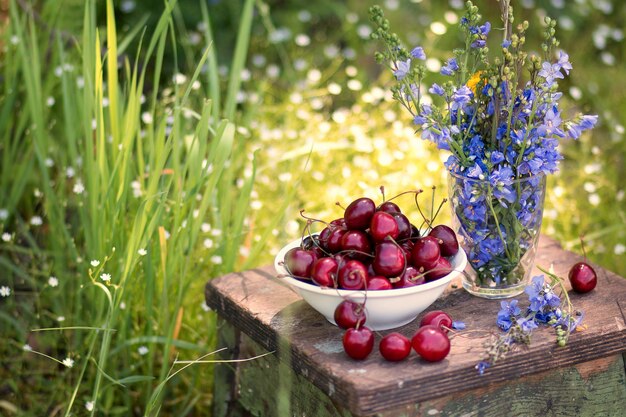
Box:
[0,0,276,414]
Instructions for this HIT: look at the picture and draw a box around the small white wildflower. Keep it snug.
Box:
[138,346,149,356]
[173,73,187,85]
[210,255,223,265]
[327,82,342,95]
[62,357,74,368]
[91,118,97,130]
[141,112,153,124]
[66,167,75,178]
[33,188,43,198]
[347,79,363,91]
[85,401,94,411]
[100,273,111,282]
[119,301,126,310]
[201,301,211,312]
[193,209,200,218]
[251,54,266,68]
[54,66,63,77]
[73,180,85,195]
[201,223,211,233]
[48,276,59,287]
[0,286,11,297]
[266,64,280,79]
[138,248,147,256]
[57,316,65,322]
[2,232,11,242]
[76,76,85,89]
[23,344,32,351]
[191,80,201,90]
[45,157,54,167]
[10,35,20,45]
[614,243,626,255]
[164,230,170,240]
[46,97,55,107]
[90,260,100,267]
[210,229,222,237]
[588,194,601,206]
[30,216,43,226]
[295,34,311,47]
[0,209,8,220]
[203,238,214,249]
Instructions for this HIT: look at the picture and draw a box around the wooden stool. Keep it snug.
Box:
[205,237,626,416]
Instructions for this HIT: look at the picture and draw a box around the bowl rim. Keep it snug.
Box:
[274,235,467,298]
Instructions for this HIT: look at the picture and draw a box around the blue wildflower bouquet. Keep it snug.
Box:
[476,269,584,374]
[370,1,598,290]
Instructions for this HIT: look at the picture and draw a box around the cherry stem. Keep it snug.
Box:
[579,234,588,263]
[380,185,386,202]
[430,198,448,227]
[335,201,346,210]
[387,189,423,203]
[430,186,436,225]
[414,192,432,231]
[299,210,330,226]
[446,328,496,339]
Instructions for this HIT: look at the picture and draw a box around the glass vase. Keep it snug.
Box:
[447,170,547,299]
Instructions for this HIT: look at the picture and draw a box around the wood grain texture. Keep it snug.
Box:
[219,328,626,417]
[205,237,626,416]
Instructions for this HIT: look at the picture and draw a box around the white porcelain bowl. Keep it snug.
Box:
[274,237,467,331]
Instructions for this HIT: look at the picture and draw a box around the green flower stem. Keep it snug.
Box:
[486,183,513,260]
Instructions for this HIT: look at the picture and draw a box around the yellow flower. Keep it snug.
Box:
[467,71,483,94]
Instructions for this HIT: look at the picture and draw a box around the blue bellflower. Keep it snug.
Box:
[411,46,426,60]
[394,59,411,80]
[441,58,459,76]
[497,299,521,331]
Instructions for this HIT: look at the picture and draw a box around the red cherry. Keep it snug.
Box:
[338,260,368,290]
[420,310,453,333]
[372,242,406,277]
[369,211,400,243]
[409,224,421,241]
[377,201,401,214]
[367,275,393,290]
[411,325,450,362]
[341,230,372,258]
[284,247,318,278]
[392,266,425,288]
[392,212,413,240]
[379,333,411,361]
[344,198,376,230]
[334,300,366,329]
[426,256,451,281]
[411,236,441,271]
[428,225,459,257]
[330,218,347,228]
[318,227,333,251]
[326,228,347,253]
[568,262,597,293]
[310,257,338,287]
[343,326,374,360]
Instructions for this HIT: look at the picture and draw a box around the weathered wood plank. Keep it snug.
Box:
[205,237,626,416]
[221,326,626,417]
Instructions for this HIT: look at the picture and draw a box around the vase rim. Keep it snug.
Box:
[448,169,546,184]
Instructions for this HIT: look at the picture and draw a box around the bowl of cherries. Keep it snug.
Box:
[274,193,467,331]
